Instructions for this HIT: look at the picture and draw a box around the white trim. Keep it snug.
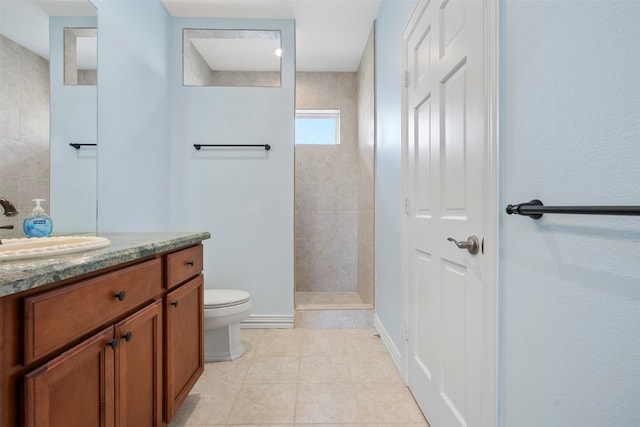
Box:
[374,314,403,376]
[483,1,500,426]
[399,0,420,387]
[240,314,294,329]
[400,0,499,425]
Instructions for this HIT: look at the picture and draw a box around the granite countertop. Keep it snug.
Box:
[0,232,210,297]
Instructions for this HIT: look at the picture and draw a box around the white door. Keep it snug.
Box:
[402,0,496,426]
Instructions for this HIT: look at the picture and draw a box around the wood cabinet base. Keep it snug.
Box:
[0,244,205,427]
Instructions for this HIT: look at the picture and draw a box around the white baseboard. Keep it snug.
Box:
[241,314,294,329]
[374,314,403,376]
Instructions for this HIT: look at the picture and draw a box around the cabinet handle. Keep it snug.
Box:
[114,291,126,301]
[186,260,195,267]
[121,331,133,342]
[171,300,179,308]
[107,339,119,350]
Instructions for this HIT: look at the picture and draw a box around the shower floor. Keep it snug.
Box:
[294,291,373,310]
[294,291,374,328]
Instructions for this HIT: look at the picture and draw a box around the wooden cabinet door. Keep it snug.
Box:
[115,300,163,427]
[165,275,204,422]
[24,327,115,427]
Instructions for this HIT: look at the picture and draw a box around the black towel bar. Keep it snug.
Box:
[194,144,271,151]
[506,199,640,219]
[70,143,97,149]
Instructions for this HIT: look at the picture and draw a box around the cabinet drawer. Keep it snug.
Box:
[24,258,162,364]
[165,245,203,290]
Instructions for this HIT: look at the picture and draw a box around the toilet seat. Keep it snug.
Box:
[204,289,251,309]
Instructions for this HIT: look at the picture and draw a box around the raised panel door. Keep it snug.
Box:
[115,300,163,427]
[403,0,491,426]
[24,327,115,427]
[165,275,204,422]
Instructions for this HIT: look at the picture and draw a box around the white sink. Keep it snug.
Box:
[0,236,111,261]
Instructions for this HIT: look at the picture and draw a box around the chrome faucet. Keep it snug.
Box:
[0,198,18,243]
[0,197,18,218]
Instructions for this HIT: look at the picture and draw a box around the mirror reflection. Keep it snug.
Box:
[183,29,282,87]
[0,0,97,238]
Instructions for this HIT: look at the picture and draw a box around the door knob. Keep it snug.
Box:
[447,236,480,255]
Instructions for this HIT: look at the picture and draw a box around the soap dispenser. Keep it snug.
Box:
[23,199,53,237]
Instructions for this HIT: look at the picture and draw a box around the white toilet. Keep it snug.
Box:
[203,289,252,362]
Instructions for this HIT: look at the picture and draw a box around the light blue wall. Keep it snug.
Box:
[94,1,295,318]
[374,0,417,359]
[501,1,640,425]
[96,0,172,232]
[50,16,97,233]
[169,18,295,317]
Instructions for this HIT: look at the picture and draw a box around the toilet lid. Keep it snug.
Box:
[204,289,251,308]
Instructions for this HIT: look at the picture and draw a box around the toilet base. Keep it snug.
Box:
[204,323,245,362]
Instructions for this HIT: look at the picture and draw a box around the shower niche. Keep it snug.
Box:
[183,28,282,87]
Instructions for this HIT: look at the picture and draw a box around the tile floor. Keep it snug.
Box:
[169,327,430,427]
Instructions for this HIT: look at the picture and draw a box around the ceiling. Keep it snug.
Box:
[161,0,381,72]
[0,0,381,73]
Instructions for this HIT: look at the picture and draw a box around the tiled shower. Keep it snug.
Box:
[294,28,375,326]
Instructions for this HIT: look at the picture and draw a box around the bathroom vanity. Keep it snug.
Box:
[0,232,209,427]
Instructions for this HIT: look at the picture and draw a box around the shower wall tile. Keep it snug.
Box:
[0,38,21,107]
[20,110,49,145]
[0,106,20,140]
[294,34,376,301]
[357,28,376,305]
[20,48,49,118]
[295,72,359,294]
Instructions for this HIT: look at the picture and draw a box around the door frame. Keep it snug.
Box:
[399,0,500,425]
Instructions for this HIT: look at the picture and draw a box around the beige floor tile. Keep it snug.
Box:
[301,327,376,338]
[301,332,387,359]
[340,335,391,357]
[245,355,300,384]
[355,383,427,423]
[363,423,431,427]
[193,359,251,388]
[348,356,405,385]
[227,383,297,424]
[174,390,237,424]
[255,334,303,357]
[295,383,361,424]
[298,424,361,427]
[175,328,428,426]
[301,334,347,356]
[240,328,266,342]
[168,394,200,427]
[299,356,351,383]
[231,425,293,427]
[261,328,303,337]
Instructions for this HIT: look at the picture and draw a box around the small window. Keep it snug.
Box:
[295,110,340,145]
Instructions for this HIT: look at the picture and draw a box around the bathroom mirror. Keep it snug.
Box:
[183,29,282,87]
[64,27,97,85]
[0,0,98,237]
